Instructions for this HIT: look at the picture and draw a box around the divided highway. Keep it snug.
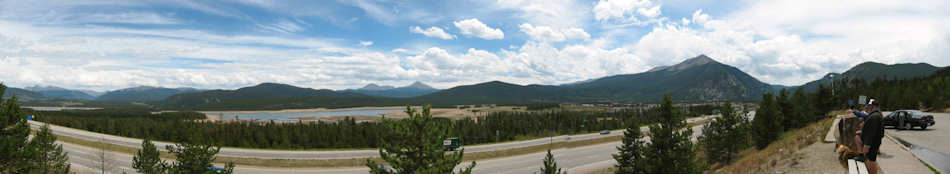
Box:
[31,114,726,173]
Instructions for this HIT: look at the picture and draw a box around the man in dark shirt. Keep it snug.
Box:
[861,100,884,174]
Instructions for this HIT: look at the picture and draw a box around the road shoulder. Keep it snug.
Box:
[879,134,939,174]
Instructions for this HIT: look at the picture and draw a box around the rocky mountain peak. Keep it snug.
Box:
[405,81,435,90]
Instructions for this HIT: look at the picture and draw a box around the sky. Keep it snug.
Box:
[1,0,948,91]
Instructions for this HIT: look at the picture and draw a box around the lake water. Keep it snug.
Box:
[208,109,400,120]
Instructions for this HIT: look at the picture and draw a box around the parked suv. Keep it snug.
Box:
[884,110,936,130]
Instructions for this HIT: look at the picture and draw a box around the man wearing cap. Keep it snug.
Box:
[849,99,876,119]
[860,99,885,174]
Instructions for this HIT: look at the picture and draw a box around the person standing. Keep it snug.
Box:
[860,100,885,174]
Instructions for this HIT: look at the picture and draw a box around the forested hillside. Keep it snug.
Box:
[98,86,203,101]
[800,62,941,92]
[832,67,950,111]
[156,83,369,109]
[1,87,52,101]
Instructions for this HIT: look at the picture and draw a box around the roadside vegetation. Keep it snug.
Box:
[366,105,475,174]
[611,83,835,173]
[613,93,703,174]
[0,84,71,174]
[714,118,834,173]
[132,137,236,174]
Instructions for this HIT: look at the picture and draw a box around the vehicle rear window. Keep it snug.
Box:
[908,111,926,118]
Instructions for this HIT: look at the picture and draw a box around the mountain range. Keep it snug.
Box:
[25,85,99,100]
[341,82,439,98]
[95,86,204,102]
[2,87,53,101]
[799,62,941,92]
[3,55,945,109]
[157,83,368,109]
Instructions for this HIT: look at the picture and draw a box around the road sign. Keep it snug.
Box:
[858,95,868,105]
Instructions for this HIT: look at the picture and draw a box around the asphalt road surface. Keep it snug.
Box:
[883,112,950,173]
[33,114,727,174]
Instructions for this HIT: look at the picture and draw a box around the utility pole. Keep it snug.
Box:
[830,74,835,96]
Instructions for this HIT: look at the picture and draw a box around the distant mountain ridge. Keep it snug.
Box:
[151,55,788,109]
[97,86,204,101]
[419,55,775,103]
[25,85,97,100]
[562,55,773,102]
[800,62,941,92]
[2,86,53,101]
[342,81,439,98]
[357,84,395,91]
[157,83,369,109]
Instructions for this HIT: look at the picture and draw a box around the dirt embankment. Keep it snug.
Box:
[714,118,840,174]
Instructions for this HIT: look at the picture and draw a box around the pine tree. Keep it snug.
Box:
[2,84,71,173]
[613,118,645,174]
[752,93,783,149]
[776,89,793,131]
[0,84,32,173]
[538,149,565,174]
[366,105,476,174]
[133,138,167,174]
[165,137,234,174]
[642,93,701,174]
[790,88,812,127]
[815,84,833,119]
[699,102,748,166]
[28,124,71,174]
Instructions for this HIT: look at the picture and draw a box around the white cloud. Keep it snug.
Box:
[627,0,950,85]
[494,0,589,28]
[519,24,564,42]
[391,48,409,53]
[690,9,710,26]
[500,40,646,83]
[637,5,661,18]
[360,40,374,47]
[410,26,456,40]
[453,18,505,40]
[519,23,590,42]
[258,19,306,33]
[593,0,660,25]
[562,28,592,40]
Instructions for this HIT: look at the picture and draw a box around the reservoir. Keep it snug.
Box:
[204,109,401,120]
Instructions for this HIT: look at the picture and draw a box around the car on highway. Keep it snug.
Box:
[209,165,225,173]
[443,137,462,151]
[600,130,610,135]
[884,110,936,130]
